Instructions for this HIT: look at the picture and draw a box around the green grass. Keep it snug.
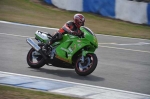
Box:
[0,0,150,39]
[0,85,81,99]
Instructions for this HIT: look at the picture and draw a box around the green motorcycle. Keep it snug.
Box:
[26,26,98,76]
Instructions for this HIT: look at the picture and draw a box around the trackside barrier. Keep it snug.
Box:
[44,0,150,25]
[83,0,116,18]
[44,0,52,4]
[148,4,150,24]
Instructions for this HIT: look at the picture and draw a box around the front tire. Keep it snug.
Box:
[27,48,45,68]
[75,53,98,76]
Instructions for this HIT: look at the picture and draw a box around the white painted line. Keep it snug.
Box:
[0,33,34,38]
[116,42,150,46]
[98,42,150,46]
[98,43,117,45]
[0,71,150,97]
[51,85,150,99]
[98,45,150,53]
[0,21,58,30]
[96,33,150,41]
[0,32,149,53]
[0,74,11,78]
[0,20,149,41]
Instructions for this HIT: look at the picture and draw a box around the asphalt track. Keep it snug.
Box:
[0,21,150,95]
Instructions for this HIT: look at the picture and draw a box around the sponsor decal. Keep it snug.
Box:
[61,47,69,53]
[54,42,60,44]
[70,44,76,51]
[70,36,76,38]
[68,48,73,53]
[78,44,81,47]
[68,54,72,57]
[77,40,81,42]
[94,38,98,44]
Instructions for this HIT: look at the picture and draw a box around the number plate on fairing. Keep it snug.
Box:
[35,31,49,43]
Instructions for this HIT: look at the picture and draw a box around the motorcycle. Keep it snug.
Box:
[26,26,98,76]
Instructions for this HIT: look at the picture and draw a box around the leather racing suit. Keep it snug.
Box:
[49,21,82,45]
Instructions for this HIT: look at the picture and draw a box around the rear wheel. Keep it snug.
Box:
[75,53,98,76]
[27,48,45,68]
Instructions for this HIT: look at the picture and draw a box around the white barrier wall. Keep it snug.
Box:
[51,0,83,11]
[44,0,150,25]
[116,0,148,24]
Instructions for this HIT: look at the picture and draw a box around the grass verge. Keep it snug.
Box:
[0,85,80,99]
[0,0,150,39]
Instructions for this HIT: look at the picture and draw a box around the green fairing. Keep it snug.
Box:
[35,34,49,43]
[80,26,98,48]
[53,26,98,64]
[35,26,98,64]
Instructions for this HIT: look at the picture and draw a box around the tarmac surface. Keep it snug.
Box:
[0,21,150,96]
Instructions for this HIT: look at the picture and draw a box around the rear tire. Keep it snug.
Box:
[75,53,98,76]
[27,48,45,68]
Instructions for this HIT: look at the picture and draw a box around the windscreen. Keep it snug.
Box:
[82,26,96,37]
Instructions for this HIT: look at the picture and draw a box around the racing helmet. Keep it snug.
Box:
[73,14,85,28]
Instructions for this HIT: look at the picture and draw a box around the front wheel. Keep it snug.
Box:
[75,53,98,76]
[27,48,45,68]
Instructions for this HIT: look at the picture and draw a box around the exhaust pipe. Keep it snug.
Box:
[26,38,40,51]
[26,38,48,60]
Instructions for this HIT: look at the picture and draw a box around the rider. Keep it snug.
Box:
[48,13,85,45]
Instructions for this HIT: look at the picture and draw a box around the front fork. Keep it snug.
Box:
[80,49,94,63]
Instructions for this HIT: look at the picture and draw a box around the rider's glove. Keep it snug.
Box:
[70,31,78,35]
[47,33,52,36]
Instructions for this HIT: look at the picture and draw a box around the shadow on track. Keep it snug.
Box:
[29,67,105,82]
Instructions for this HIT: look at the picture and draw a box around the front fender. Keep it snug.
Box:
[82,50,94,56]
